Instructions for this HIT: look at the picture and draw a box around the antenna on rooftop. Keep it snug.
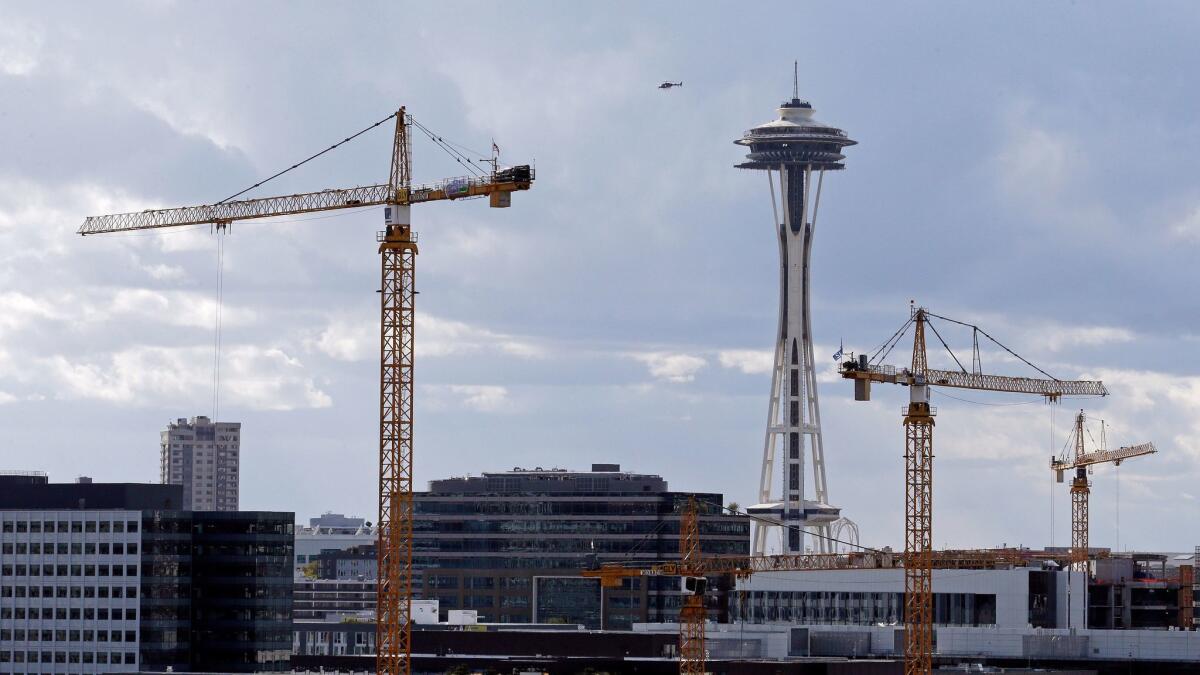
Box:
[793,60,799,99]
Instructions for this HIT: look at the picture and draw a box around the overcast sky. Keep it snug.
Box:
[1,2,1198,554]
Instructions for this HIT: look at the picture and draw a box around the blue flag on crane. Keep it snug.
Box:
[833,339,844,363]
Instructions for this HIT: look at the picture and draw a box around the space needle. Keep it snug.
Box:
[738,67,859,555]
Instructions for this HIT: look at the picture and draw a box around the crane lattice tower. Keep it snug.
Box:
[736,74,857,555]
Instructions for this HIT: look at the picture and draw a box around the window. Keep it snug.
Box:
[126,565,137,576]
[124,631,135,642]
[70,543,81,555]
[112,586,123,598]
[97,521,109,533]
[127,521,138,533]
[127,543,138,554]
[85,521,97,533]
[113,521,125,533]
[99,543,110,555]
[98,608,109,621]
[56,586,67,598]
[70,521,82,533]
[56,543,67,555]
[112,543,124,555]
[84,543,96,555]
[1,521,11,533]
[125,586,136,598]
[1,543,10,554]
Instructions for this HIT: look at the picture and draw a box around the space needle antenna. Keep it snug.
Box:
[793,60,799,99]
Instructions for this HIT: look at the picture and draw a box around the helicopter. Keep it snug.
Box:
[658,81,682,90]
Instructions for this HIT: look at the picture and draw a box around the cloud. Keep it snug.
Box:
[632,352,707,383]
[448,385,509,412]
[311,312,545,362]
[0,16,43,76]
[42,344,330,411]
[718,349,774,375]
[1170,203,1200,242]
[1038,325,1135,352]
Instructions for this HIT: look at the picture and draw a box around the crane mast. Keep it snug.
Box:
[841,306,1107,675]
[1050,411,1155,571]
[79,107,534,675]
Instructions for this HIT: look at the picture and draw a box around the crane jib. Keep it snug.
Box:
[77,170,534,235]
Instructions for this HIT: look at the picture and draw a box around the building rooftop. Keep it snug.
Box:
[426,463,673,495]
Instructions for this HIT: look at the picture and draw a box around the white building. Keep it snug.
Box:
[293,518,374,575]
[0,509,144,674]
[634,566,1200,663]
[159,416,240,511]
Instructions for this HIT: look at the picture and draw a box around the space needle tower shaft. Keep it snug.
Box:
[737,67,857,555]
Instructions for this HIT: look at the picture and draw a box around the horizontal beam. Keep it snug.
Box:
[79,184,393,234]
[841,363,1108,398]
[1053,442,1156,471]
[79,173,534,235]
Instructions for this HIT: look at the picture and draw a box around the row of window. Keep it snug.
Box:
[1,543,137,556]
[0,628,136,642]
[0,585,137,599]
[0,564,137,578]
[0,650,136,664]
[0,607,136,622]
[0,521,137,535]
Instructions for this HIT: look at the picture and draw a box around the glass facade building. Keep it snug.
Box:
[413,464,750,630]
[0,474,292,674]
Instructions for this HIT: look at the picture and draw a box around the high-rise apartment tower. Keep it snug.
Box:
[160,416,241,511]
[737,71,858,555]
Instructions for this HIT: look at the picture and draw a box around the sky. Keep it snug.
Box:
[0,1,1198,554]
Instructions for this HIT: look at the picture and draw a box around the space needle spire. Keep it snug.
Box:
[736,71,858,555]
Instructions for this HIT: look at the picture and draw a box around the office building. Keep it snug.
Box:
[0,472,293,673]
[412,463,750,630]
[160,416,241,511]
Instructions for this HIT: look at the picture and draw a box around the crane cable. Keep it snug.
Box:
[212,228,226,422]
[214,110,400,206]
[408,116,488,178]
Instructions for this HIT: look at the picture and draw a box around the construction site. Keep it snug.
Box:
[60,74,1198,675]
[1,6,1197,675]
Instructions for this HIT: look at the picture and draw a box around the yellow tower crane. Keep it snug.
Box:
[840,304,1108,675]
[1051,410,1155,570]
[78,107,535,675]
